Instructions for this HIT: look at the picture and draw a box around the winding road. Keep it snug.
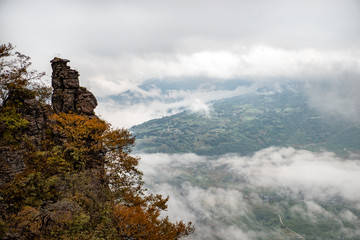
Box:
[273,212,306,239]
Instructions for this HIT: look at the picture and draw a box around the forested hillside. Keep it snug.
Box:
[131,88,360,156]
[0,44,193,239]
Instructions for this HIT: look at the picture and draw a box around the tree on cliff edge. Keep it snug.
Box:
[0,43,194,239]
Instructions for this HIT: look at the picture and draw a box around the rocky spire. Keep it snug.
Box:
[51,58,97,115]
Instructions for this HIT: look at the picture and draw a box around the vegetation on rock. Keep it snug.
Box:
[0,43,194,239]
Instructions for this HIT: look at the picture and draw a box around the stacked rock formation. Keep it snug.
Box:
[51,58,97,115]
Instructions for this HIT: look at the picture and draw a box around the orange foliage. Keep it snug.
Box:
[7,206,41,239]
[50,113,107,152]
[49,113,108,170]
[47,112,195,239]
[113,203,194,240]
[1,49,194,238]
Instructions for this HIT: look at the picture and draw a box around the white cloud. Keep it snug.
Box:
[96,84,256,128]
[85,46,360,128]
[82,46,360,94]
[90,44,359,128]
[221,147,360,201]
[138,148,360,239]
[140,148,360,202]
[339,209,358,222]
[304,76,360,123]
[189,99,210,115]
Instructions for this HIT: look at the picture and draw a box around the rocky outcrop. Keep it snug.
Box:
[0,147,27,186]
[0,98,52,186]
[0,58,99,186]
[22,98,53,146]
[51,58,97,115]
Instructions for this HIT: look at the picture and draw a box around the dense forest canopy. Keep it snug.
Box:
[0,43,194,239]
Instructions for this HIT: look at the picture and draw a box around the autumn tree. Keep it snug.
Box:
[0,43,51,146]
[0,44,194,239]
[0,43,51,106]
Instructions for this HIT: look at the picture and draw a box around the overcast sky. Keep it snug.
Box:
[1,0,360,127]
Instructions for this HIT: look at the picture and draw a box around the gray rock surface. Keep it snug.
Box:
[51,57,97,115]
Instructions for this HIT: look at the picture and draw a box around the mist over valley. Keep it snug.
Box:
[2,0,359,238]
[131,83,360,239]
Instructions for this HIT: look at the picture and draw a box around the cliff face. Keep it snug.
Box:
[0,98,52,185]
[0,58,98,186]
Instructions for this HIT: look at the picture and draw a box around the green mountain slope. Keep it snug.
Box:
[131,90,360,156]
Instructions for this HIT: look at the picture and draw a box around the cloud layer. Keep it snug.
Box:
[139,148,360,239]
[81,46,360,97]
[1,0,359,128]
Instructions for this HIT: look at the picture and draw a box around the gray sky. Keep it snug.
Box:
[1,0,360,127]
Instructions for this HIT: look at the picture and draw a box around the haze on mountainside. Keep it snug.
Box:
[1,0,360,239]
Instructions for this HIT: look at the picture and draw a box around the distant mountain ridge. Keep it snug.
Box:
[105,77,253,105]
[131,86,360,156]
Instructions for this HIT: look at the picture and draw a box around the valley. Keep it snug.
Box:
[134,87,360,239]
